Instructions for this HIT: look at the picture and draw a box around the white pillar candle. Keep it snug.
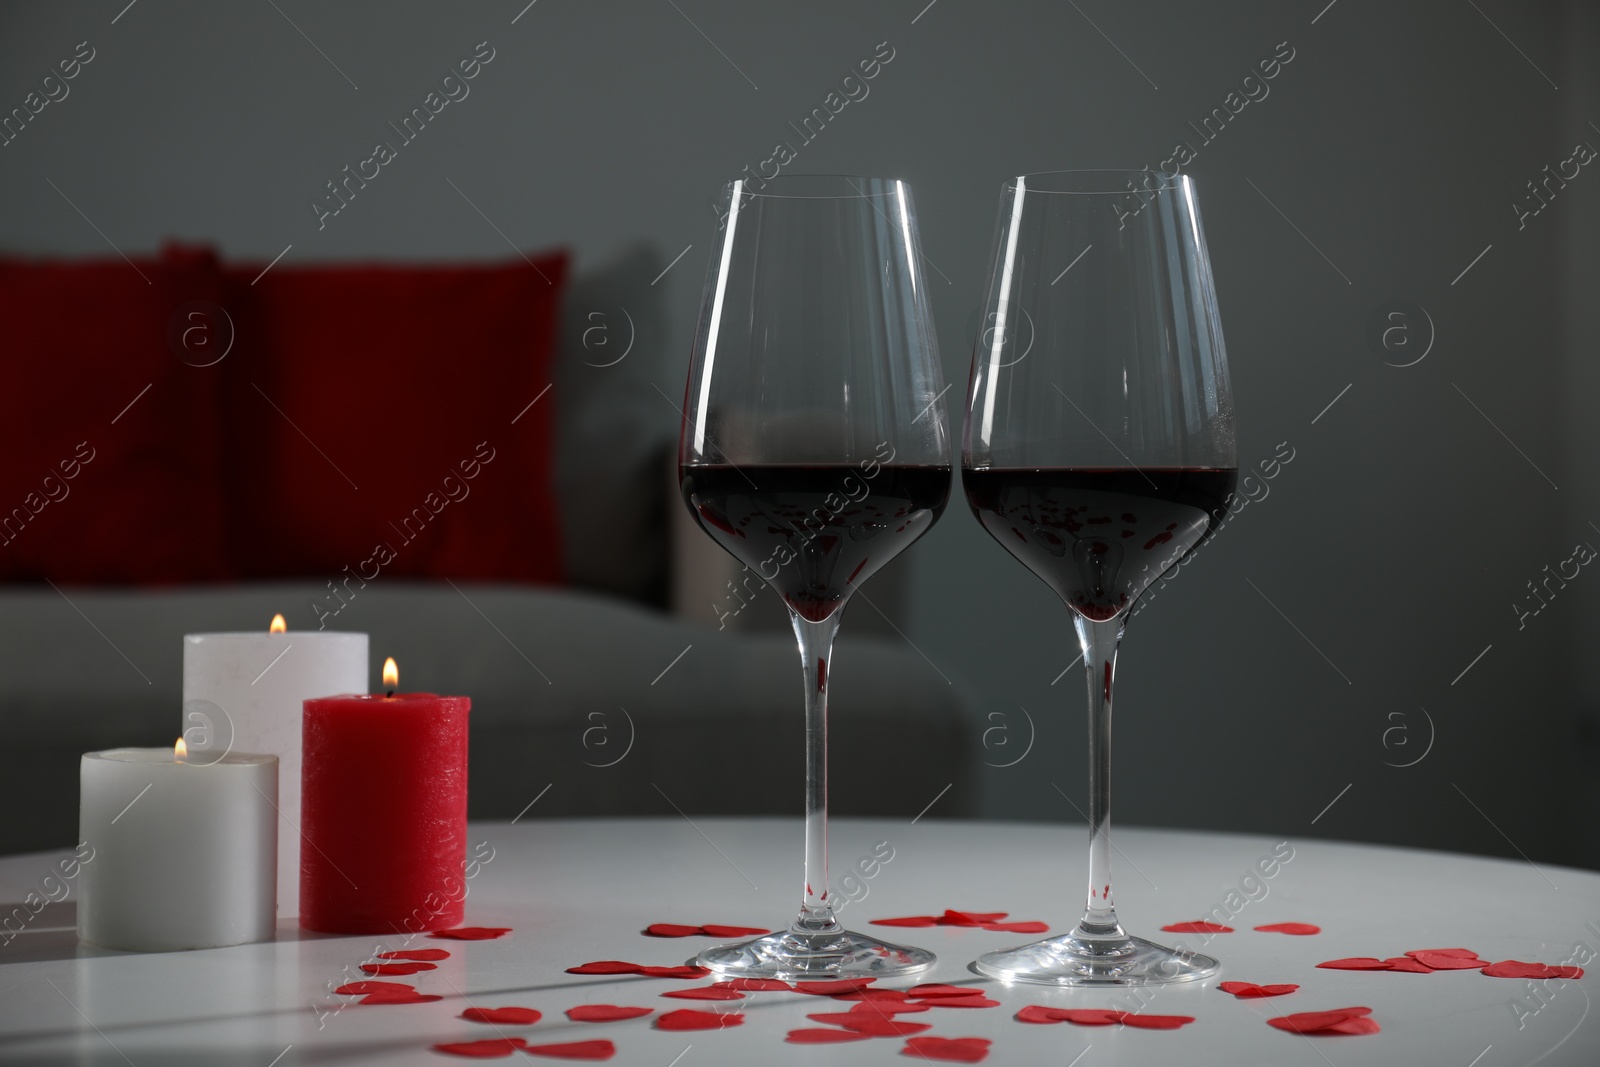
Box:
[78,745,278,951]
[183,619,366,917]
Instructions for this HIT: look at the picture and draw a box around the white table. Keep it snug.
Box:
[0,819,1595,1065]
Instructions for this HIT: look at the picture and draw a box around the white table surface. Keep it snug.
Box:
[0,818,1595,1066]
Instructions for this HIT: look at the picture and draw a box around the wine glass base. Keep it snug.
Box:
[974,930,1218,986]
[696,927,936,981]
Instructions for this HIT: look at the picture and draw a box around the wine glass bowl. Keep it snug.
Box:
[679,175,951,978]
[963,170,1237,985]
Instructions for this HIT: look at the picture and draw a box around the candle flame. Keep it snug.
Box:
[383,656,399,697]
[174,737,188,762]
[270,613,287,634]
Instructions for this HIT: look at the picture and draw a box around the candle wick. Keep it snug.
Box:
[386,688,394,699]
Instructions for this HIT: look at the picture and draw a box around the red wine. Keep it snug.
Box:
[681,464,951,622]
[963,467,1236,621]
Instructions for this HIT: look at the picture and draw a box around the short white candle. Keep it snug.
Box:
[78,745,277,952]
[183,618,366,917]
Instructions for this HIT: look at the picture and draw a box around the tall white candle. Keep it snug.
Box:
[183,619,366,917]
[78,745,277,951]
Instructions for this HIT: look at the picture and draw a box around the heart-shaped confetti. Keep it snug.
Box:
[983,921,1049,934]
[921,995,1001,1009]
[432,1038,527,1058]
[835,988,912,1002]
[1267,1006,1377,1035]
[336,981,413,996]
[1045,1008,1126,1026]
[636,965,712,980]
[1254,923,1320,935]
[787,1028,872,1043]
[1016,1005,1073,1024]
[841,999,930,1015]
[1408,952,1487,971]
[1119,1013,1195,1030]
[461,1007,542,1025]
[566,961,645,976]
[942,910,1009,925]
[565,1005,653,1023]
[1316,958,1391,971]
[430,927,512,941]
[793,978,877,995]
[643,923,702,938]
[655,1009,744,1031]
[901,1036,992,1062]
[1160,921,1233,933]
[522,1039,617,1060]
[378,948,451,961]
[1379,957,1434,973]
[712,978,793,992]
[1481,960,1585,979]
[361,961,437,976]
[360,989,443,1005]
[908,985,986,999]
[806,1011,932,1036]
[1219,981,1300,998]
[1406,948,1479,959]
[871,916,941,927]
[660,988,745,1001]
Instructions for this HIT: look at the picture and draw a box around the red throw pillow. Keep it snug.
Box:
[220,252,568,593]
[0,244,233,584]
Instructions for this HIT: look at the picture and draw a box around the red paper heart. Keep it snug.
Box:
[1481,960,1585,979]
[361,961,437,976]
[655,1008,744,1031]
[379,948,451,961]
[636,965,712,980]
[981,921,1049,934]
[1409,952,1487,971]
[941,910,1009,926]
[336,981,413,996]
[700,924,770,938]
[1051,1008,1126,1026]
[360,988,442,1005]
[565,1005,653,1023]
[806,1011,932,1036]
[1219,981,1300,998]
[1379,957,1434,973]
[871,916,941,927]
[794,978,877,995]
[842,999,930,1015]
[644,923,702,938]
[1267,1006,1376,1035]
[712,978,793,992]
[1323,1016,1381,1035]
[432,1038,527,1058]
[566,961,643,976]
[901,1036,992,1062]
[461,1007,542,1025]
[430,927,512,941]
[1119,1013,1195,1030]
[835,988,912,1002]
[1160,921,1233,933]
[908,984,986,999]
[522,1039,617,1060]
[1253,923,1321,936]
[1405,948,1480,959]
[925,995,1001,1009]
[1316,958,1391,971]
[660,987,745,1001]
[787,1028,872,1043]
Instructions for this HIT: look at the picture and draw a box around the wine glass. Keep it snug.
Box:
[962,170,1237,985]
[678,174,951,978]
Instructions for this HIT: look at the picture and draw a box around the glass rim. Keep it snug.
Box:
[726,173,908,200]
[1006,169,1188,195]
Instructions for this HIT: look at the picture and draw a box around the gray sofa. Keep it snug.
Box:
[0,245,975,855]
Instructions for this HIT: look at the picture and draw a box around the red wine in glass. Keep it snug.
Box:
[683,464,951,623]
[963,467,1236,621]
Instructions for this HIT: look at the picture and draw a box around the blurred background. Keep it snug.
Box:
[0,0,1595,874]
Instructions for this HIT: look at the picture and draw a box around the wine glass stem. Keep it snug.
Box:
[792,612,843,933]
[1074,615,1126,939]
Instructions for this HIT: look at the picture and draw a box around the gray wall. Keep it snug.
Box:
[1,2,1594,868]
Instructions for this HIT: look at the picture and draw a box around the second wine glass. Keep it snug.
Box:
[678,175,951,978]
[962,170,1237,985]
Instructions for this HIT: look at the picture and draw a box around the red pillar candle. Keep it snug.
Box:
[300,657,470,934]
